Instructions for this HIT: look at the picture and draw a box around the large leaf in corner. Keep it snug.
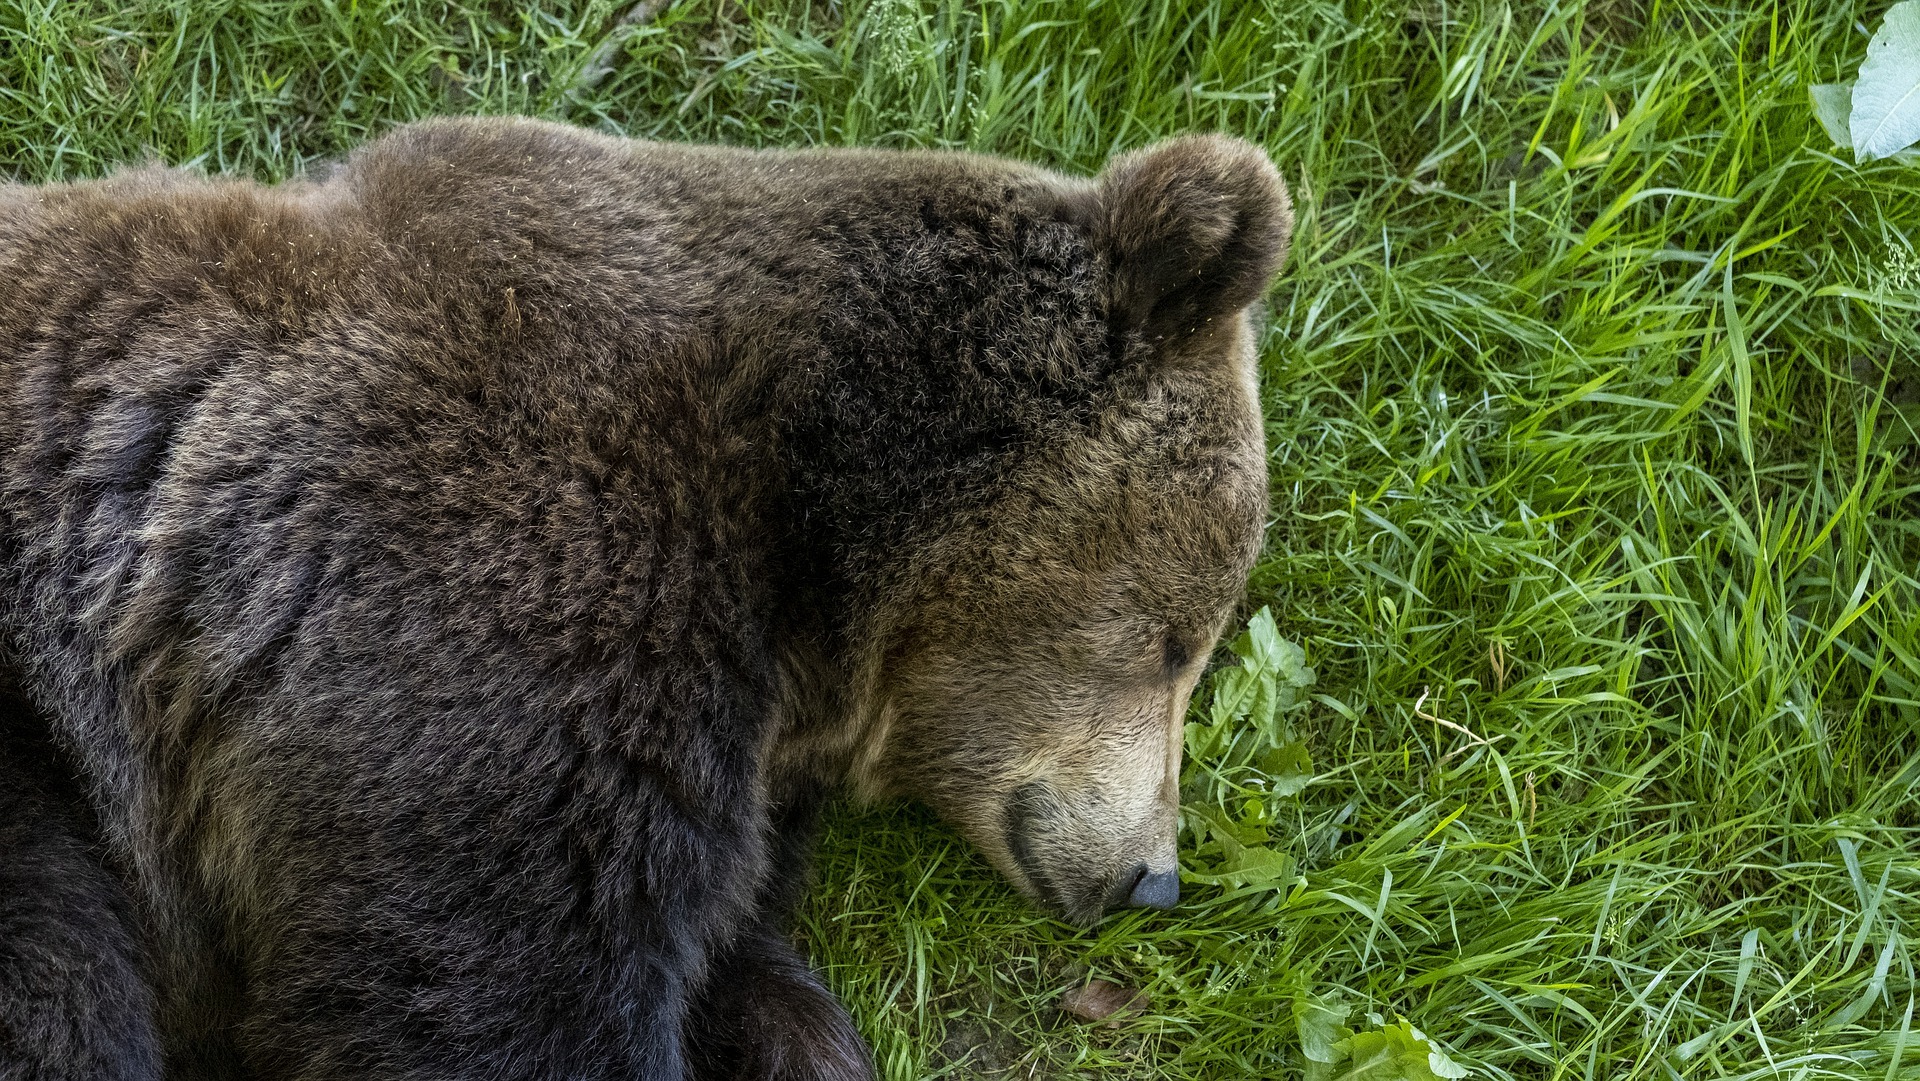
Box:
[1852,0,1920,160]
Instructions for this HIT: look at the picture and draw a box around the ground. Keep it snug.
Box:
[1,1,1915,1078]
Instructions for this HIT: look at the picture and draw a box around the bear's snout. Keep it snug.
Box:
[1097,863,1182,913]
[1122,866,1181,910]
[1003,781,1181,924]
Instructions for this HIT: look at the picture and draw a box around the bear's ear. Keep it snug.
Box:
[1096,134,1292,346]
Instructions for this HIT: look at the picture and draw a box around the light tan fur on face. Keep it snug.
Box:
[838,311,1268,923]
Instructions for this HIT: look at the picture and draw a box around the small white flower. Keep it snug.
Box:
[1876,232,1920,295]
[866,0,924,79]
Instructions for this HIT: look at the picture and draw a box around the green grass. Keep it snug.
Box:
[4,0,1918,1077]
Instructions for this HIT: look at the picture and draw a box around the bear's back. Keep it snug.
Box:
[0,118,1106,735]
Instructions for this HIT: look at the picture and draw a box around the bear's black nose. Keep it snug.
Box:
[1125,867,1180,910]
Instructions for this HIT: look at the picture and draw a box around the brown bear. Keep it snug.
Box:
[0,117,1289,1080]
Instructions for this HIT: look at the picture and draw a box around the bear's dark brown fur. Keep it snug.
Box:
[0,118,1289,1080]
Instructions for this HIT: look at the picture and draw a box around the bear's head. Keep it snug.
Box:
[827,136,1291,925]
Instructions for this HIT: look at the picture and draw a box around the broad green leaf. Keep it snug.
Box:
[1294,993,1353,1064]
[1275,636,1316,691]
[1228,843,1291,877]
[1405,1025,1470,1079]
[1851,0,1920,160]
[1240,605,1284,668]
[1248,667,1279,740]
[1810,83,1854,149]
[1259,740,1314,796]
[1329,1029,1410,1081]
[1208,665,1259,727]
[1236,796,1271,831]
[1182,720,1220,761]
[1323,1023,1471,1081]
[1425,1046,1470,1079]
[1209,844,1294,888]
[1186,804,1251,859]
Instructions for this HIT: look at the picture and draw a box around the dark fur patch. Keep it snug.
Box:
[687,928,871,1081]
[0,691,159,1080]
